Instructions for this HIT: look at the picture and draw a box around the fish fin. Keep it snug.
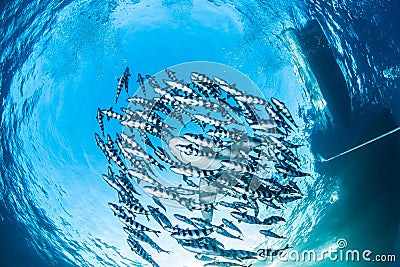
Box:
[154,230,161,237]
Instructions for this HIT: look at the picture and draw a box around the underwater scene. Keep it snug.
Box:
[0,0,399,267]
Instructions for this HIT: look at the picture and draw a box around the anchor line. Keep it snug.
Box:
[320,126,400,162]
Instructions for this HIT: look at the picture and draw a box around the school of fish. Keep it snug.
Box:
[95,66,308,267]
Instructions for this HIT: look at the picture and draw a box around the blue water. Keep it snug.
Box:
[1,0,399,266]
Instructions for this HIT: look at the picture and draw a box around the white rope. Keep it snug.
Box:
[320,126,400,162]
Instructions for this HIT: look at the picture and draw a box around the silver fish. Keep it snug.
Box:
[222,218,242,235]
[206,127,244,140]
[127,237,160,267]
[122,67,130,94]
[152,196,167,212]
[183,133,230,150]
[170,165,221,178]
[275,165,309,178]
[277,195,303,204]
[120,198,150,220]
[236,94,267,106]
[174,95,222,112]
[108,202,130,217]
[117,210,161,236]
[179,239,224,256]
[173,214,199,228]
[154,147,179,166]
[183,176,199,188]
[126,96,159,107]
[194,113,230,127]
[96,108,105,137]
[116,76,125,103]
[176,143,216,158]
[95,133,111,163]
[105,135,128,172]
[270,97,298,128]
[165,68,179,82]
[194,254,216,261]
[263,215,286,225]
[191,72,217,88]
[230,211,264,225]
[127,169,160,186]
[259,229,286,239]
[221,249,259,261]
[148,205,173,228]
[213,76,244,96]
[135,109,176,131]
[124,227,170,254]
[163,79,198,95]
[221,160,257,174]
[137,73,146,97]
[215,227,243,240]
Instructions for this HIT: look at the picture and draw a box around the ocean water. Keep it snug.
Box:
[0,0,399,267]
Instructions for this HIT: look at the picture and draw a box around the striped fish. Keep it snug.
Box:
[236,94,267,106]
[175,143,216,158]
[194,113,231,127]
[183,176,199,188]
[117,210,161,236]
[270,97,298,128]
[165,68,179,82]
[230,211,263,225]
[115,76,125,103]
[120,198,150,220]
[221,249,259,261]
[213,76,244,96]
[114,172,140,196]
[179,239,224,256]
[135,109,176,131]
[124,227,170,254]
[220,160,258,174]
[163,79,198,95]
[104,135,128,173]
[122,67,131,94]
[147,205,173,228]
[277,195,302,204]
[173,214,198,228]
[152,196,166,212]
[191,72,217,88]
[127,237,160,267]
[275,165,309,178]
[170,227,214,240]
[206,127,244,140]
[137,73,146,97]
[170,165,221,178]
[222,218,242,235]
[154,147,178,166]
[127,169,160,186]
[94,133,111,163]
[183,133,230,150]
[96,108,105,137]
[259,229,286,239]
[126,96,158,107]
[263,215,286,225]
